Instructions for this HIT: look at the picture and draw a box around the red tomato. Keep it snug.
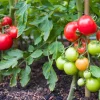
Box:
[96,30,100,41]
[74,38,86,54]
[78,15,97,35]
[64,21,79,42]
[1,16,12,26]
[5,26,18,39]
[0,34,13,50]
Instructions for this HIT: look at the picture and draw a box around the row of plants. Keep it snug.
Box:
[0,0,100,99]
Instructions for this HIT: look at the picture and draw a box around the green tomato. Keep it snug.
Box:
[56,56,66,70]
[77,78,85,86]
[83,70,91,79]
[64,62,78,75]
[88,40,100,55]
[86,78,100,92]
[65,47,79,62]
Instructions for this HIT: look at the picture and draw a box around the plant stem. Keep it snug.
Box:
[9,0,15,21]
[67,75,77,100]
[84,0,90,15]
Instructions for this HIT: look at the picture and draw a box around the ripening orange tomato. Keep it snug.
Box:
[75,57,89,71]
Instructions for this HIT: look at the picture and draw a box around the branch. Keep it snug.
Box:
[67,75,77,100]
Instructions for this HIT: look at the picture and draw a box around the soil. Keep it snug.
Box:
[0,58,98,100]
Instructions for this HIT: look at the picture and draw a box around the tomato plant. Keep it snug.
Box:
[64,21,79,42]
[77,15,97,35]
[75,57,89,71]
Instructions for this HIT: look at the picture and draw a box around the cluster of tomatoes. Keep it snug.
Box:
[0,16,18,50]
[56,15,100,92]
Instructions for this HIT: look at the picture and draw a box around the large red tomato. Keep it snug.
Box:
[78,15,97,35]
[0,34,13,50]
[64,21,79,42]
[1,16,12,26]
[96,30,100,41]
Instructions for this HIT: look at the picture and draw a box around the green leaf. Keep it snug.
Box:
[6,49,23,59]
[27,56,34,65]
[34,36,42,45]
[28,45,34,52]
[48,41,64,59]
[30,50,43,58]
[20,66,31,87]
[90,65,100,78]
[40,20,53,41]
[10,67,21,87]
[30,16,47,26]
[0,59,18,70]
[15,2,29,37]
[43,61,58,91]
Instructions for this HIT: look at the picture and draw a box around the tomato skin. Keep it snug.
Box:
[5,26,18,39]
[96,30,100,41]
[65,47,79,62]
[64,62,78,75]
[1,16,12,26]
[77,78,85,86]
[64,21,79,42]
[88,40,100,55]
[0,34,13,50]
[86,78,100,92]
[78,15,97,35]
[56,56,66,70]
[75,57,89,71]
[83,70,91,79]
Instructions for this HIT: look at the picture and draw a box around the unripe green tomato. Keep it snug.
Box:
[56,56,66,70]
[65,47,79,62]
[77,78,85,86]
[83,70,91,79]
[64,62,78,75]
[86,78,100,92]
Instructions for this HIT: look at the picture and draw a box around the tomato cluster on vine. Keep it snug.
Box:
[0,16,18,50]
[56,15,100,93]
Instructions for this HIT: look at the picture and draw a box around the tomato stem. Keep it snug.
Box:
[67,75,77,100]
[84,0,90,15]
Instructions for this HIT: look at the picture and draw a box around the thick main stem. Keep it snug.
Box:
[9,0,15,22]
[84,0,90,15]
[67,75,77,100]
